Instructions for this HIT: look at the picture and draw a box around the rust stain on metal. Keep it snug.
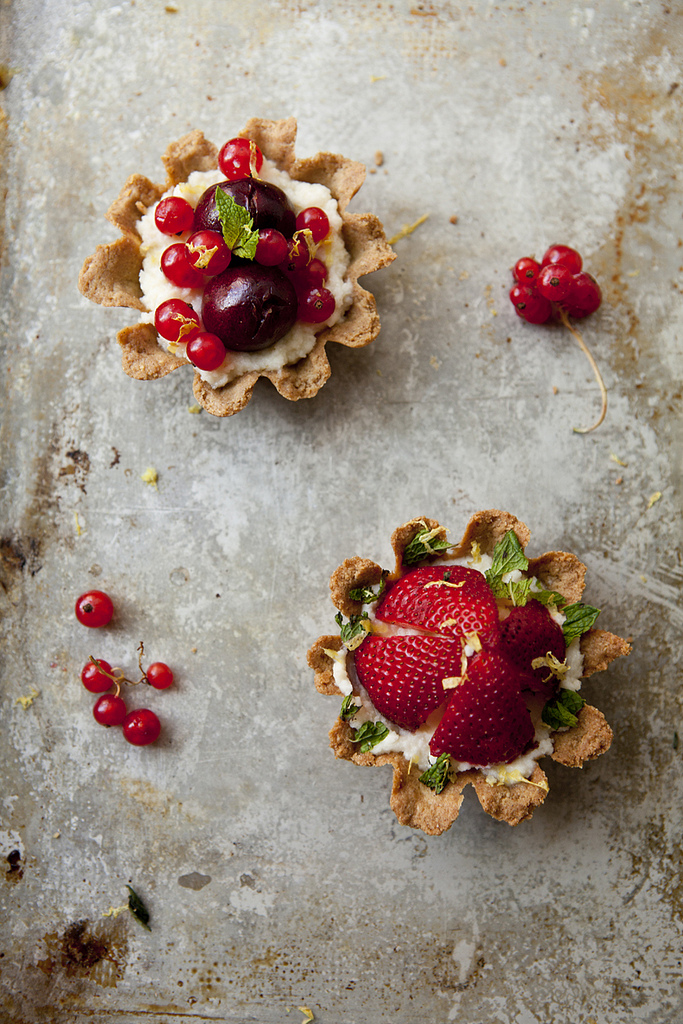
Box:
[36,918,128,991]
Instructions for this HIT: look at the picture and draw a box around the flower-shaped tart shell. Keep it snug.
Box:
[79,118,395,416]
[308,510,631,835]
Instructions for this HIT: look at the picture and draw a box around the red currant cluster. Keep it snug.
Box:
[152,136,336,371]
[510,244,602,324]
[508,244,607,433]
[75,590,173,746]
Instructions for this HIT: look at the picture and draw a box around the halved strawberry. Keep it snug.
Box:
[429,650,534,765]
[498,601,566,699]
[354,634,461,732]
[376,566,500,647]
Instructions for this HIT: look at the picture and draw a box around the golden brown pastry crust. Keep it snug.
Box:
[308,510,631,835]
[79,118,395,415]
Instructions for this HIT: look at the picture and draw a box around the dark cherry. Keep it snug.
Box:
[202,265,298,352]
[193,179,296,238]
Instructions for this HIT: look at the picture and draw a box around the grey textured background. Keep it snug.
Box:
[1,2,682,1022]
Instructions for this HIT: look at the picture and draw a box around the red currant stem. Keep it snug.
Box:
[87,656,127,697]
[557,307,608,434]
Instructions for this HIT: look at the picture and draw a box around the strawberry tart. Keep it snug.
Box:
[308,511,631,834]
[79,118,395,416]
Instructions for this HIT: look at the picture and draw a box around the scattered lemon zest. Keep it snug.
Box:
[16,688,39,709]
[468,540,482,565]
[74,510,83,536]
[103,904,128,919]
[531,652,569,681]
[640,574,647,583]
[188,404,202,414]
[647,491,662,509]
[322,647,346,665]
[486,768,549,792]
[299,1009,315,1024]
[610,453,628,467]
[429,355,440,370]
[167,341,179,355]
[141,467,159,490]
[367,619,393,636]
[627,270,640,277]
[387,213,429,246]
[442,676,463,689]
[370,74,386,82]
[464,632,482,653]
[424,579,465,590]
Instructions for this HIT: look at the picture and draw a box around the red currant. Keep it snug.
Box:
[154,196,194,236]
[186,332,227,371]
[541,244,582,274]
[81,658,115,693]
[218,137,264,180]
[154,299,202,343]
[563,271,602,317]
[536,263,574,302]
[513,257,540,284]
[509,284,552,324]
[75,591,114,628]
[297,286,336,324]
[255,228,289,267]
[160,244,205,289]
[286,230,315,270]
[185,230,232,276]
[295,207,330,244]
[93,693,127,727]
[146,662,174,690]
[123,709,161,747]
[288,258,328,294]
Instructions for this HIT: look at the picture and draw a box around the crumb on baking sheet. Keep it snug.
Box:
[188,404,202,414]
[374,151,384,166]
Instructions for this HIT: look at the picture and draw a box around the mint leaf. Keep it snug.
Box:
[486,575,534,606]
[214,187,259,259]
[419,753,452,794]
[561,603,600,645]
[126,885,151,931]
[335,611,369,650]
[349,571,388,605]
[403,527,451,566]
[340,695,360,722]
[533,588,567,609]
[542,689,586,730]
[352,721,389,752]
[485,530,529,582]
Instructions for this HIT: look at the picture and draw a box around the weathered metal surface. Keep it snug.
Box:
[1,1,682,1022]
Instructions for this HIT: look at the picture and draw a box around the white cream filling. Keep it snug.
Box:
[137,159,352,388]
[335,550,585,783]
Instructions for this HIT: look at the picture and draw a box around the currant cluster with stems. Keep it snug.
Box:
[75,590,173,746]
[152,136,336,371]
[509,244,607,433]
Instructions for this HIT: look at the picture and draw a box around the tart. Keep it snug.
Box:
[308,511,631,834]
[79,118,395,416]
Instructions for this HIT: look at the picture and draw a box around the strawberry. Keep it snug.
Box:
[354,634,461,731]
[498,601,566,699]
[376,566,500,647]
[429,649,535,765]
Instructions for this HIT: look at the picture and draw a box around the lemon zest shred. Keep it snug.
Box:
[647,491,662,509]
[464,632,482,653]
[188,404,202,414]
[387,214,429,246]
[610,453,628,467]
[442,676,463,690]
[468,540,483,565]
[531,652,569,681]
[486,768,549,792]
[141,467,159,489]
[103,904,128,919]
[322,647,346,665]
[423,579,465,590]
[15,688,39,709]
[299,1009,315,1024]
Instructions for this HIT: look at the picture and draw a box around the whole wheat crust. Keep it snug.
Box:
[308,510,631,834]
[79,118,395,416]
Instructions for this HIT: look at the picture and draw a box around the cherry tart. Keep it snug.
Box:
[79,118,395,417]
[308,511,631,836]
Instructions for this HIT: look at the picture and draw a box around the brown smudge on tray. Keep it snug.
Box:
[30,918,129,1006]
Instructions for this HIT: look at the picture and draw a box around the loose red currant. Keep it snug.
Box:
[562,271,602,317]
[75,591,114,628]
[160,244,205,289]
[186,230,232,276]
[509,284,552,324]
[297,286,336,324]
[541,244,582,274]
[286,230,316,270]
[154,196,195,235]
[146,662,174,690]
[295,207,330,244]
[93,693,127,727]
[154,299,202,343]
[513,257,540,284]
[255,228,289,267]
[186,331,227,371]
[81,658,115,693]
[218,137,264,180]
[123,709,161,747]
[536,263,574,302]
